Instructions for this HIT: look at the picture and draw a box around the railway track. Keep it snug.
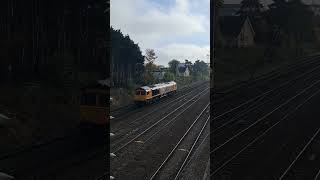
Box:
[212,54,320,112]
[110,80,207,119]
[211,85,320,176]
[212,61,320,133]
[149,104,210,180]
[109,85,210,179]
[134,54,320,179]
[107,54,320,180]
[110,87,210,153]
[214,54,320,95]
[0,81,207,180]
[110,81,209,143]
[211,56,320,178]
[212,86,320,179]
[3,54,319,179]
[279,127,320,180]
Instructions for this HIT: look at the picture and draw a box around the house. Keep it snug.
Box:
[219,16,255,48]
[151,70,166,80]
[176,63,190,77]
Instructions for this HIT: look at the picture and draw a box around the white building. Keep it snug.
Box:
[176,63,190,77]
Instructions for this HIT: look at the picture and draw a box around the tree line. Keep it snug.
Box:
[0,0,109,89]
[110,27,210,87]
[168,59,210,81]
[110,27,144,87]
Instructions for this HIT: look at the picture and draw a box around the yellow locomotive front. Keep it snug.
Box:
[134,86,152,105]
[79,80,109,125]
[80,88,108,125]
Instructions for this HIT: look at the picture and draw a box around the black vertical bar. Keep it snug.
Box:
[210,0,215,178]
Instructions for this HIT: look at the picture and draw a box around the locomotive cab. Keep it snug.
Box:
[80,89,108,125]
[134,87,152,105]
[80,79,109,125]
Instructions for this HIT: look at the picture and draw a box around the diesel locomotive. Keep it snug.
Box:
[134,81,177,105]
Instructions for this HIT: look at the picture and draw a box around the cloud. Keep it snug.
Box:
[157,44,210,66]
[111,0,209,62]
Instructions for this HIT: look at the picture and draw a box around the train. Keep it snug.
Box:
[79,80,177,125]
[134,81,177,106]
[80,79,109,125]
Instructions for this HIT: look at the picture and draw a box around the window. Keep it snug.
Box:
[152,89,160,96]
[81,93,96,106]
[136,90,146,95]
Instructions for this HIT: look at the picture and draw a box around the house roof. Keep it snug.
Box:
[178,66,187,73]
[246,16,256,36]
[219,16,256,38]
[177,63,189,73]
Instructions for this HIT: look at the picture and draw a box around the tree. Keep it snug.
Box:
[110,27,144,87]
[163,72,175,82]
[142,49,159,85]
[193,60,209,80]
[265,0,289,30]
[286,0,314,47]
[144,49,158,72]
[143,73,154,85]
[185,59,193,75]
[168,59,180,74]
[145,49,157,64]
[215,0,224,48]
[265,0,314,56]
[237,0,264,18]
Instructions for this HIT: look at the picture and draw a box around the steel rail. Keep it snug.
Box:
[149,104,210,180]
[212,63,320,122]
[279,128,320,179]
[111,83,207,133]
[211,87,320,176]
[111,88,210,153]
[212,67,319,134]
[314,169,320,180]
[173,115,210,180]
[211,79,320,154]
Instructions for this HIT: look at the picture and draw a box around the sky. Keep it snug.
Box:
[111,0,210,66]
